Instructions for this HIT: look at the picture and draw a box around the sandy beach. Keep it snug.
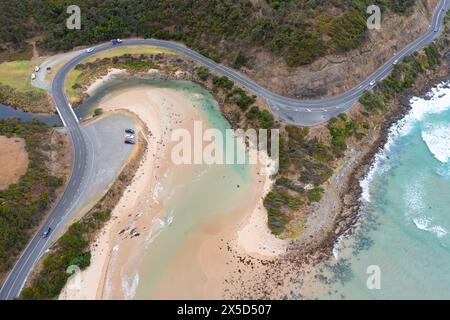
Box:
[60,80,285,300]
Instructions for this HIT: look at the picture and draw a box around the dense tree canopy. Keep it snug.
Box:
[0,0,416,67]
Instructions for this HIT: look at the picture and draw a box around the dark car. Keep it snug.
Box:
[125,128,135,134]
[42,227,52,238]
[124,139,136,145]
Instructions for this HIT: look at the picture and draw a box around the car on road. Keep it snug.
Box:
[86,47,94,53]
[393,59,399,65]
[31,73,36,80]
[111,38,123,45]
[42,227,52,238]
[434,26,439,32]
[124,138,136,144]
[125,128,135,134]
[369,80,376,87]
[34,66,40,72]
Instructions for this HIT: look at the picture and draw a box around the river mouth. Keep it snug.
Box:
[58,77,275,300]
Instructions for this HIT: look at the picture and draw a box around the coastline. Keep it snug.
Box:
[291,63,450,299]
[222,56,450,299]
[58,38,449,299]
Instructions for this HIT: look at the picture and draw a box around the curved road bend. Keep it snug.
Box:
[0,0,448,299]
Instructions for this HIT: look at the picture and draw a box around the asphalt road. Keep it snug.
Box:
[0,0,447,299]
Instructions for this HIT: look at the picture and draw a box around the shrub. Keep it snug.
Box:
[308,187,324,202]
[197,66,210,81]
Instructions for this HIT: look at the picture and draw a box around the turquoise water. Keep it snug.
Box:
[109,80,254,299]
[319,82,450,299]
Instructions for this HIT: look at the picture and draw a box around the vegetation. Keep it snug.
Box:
[0,0,416,68]
[0,119,63,274]
[327,114,359,152]
[0,60,51,112]
[65,54,159,103]
[93,108,103,117]
[307,187,325,203]
[212,76,234,91]
[0,84,51,113]
[0,60,35,92]
[197,66,210,81]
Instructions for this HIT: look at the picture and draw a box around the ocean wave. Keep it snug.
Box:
[421,123,450,163]
[145,210,175,247]
[152,182,163,203]
[121,273,139,300]
[360,81,450,202]
[405,182,448,238]
[412,216,448,238]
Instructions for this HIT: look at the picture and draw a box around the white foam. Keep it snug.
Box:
[152,182,163,203]
[121,273,139,300]
[405,182,448,238]
[421,123,450,163]
[144,210,175,247]
[360,81,450,202]
[332,233,347,260]
[412,216,448,238]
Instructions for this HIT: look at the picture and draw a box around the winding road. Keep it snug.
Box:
[0,0,448,299]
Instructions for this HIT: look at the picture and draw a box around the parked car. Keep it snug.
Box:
[34,66,40,72]
[124,138,136,145]
[42,227,52,238]
[125,128,135,134]
[31,73,36,80]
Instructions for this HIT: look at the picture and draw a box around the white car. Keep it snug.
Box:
[86,48,94,53]
[31,73,36,80]
[125,133,135,139]
[393,59,399,65]
[34,66,40,72]
[369,80,376,87]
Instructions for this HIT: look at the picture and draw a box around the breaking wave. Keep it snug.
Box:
[360,81,450,203]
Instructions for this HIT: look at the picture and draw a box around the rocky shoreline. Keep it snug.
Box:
[279,56,450,298]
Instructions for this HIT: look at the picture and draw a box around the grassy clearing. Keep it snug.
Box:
[84,45,177,62]
[0,60,35,92]
[64,68,82,103]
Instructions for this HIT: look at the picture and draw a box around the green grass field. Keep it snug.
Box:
[84,45,177,62]
[64,68,82,103]
[0,60,35,92]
